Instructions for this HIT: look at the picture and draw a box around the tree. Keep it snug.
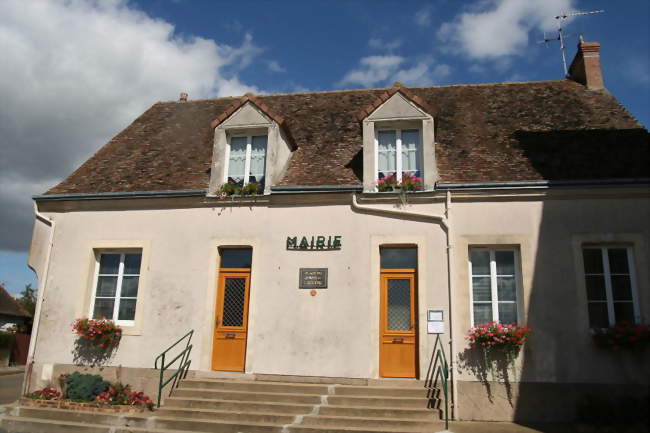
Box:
[16,284,36,316]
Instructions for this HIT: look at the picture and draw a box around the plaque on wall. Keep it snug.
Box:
[299,268,328,289]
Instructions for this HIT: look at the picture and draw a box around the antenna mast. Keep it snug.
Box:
[539,9,604,76]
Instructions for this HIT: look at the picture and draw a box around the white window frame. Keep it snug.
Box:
[88,251,141,327]
[223,133,267,185]
[468,247,522,326]
[374,127,422,184]
[582,246,640,327]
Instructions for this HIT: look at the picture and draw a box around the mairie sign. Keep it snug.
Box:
[287,235,342,250]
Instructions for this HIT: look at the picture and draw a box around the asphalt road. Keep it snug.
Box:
[0,373,23,405]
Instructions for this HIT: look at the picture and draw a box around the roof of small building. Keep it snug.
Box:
[0,285,31,318]
[46,79,648,195]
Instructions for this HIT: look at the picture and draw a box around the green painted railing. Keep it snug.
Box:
[154,329,194,408]
[425,334,450,430]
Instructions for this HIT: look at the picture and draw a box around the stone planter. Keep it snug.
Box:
[20,397,151,413]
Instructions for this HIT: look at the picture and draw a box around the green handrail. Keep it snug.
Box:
[425,334,450,430]
[154,329,194,407]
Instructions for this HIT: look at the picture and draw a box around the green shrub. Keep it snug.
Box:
[0,331,15,349]
[64,372,109,401]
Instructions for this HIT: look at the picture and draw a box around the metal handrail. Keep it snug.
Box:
[425,334,450,430]
[154,329,194,407]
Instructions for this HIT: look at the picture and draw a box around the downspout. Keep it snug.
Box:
[350,193,457,418]
[24,202,56,394]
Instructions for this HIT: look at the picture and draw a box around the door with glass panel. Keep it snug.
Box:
[379,247,418,378]
[212,249,252,371]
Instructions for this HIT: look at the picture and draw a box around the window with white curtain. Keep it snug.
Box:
[469,248,521,326]
[376,129,421,182]
[226,135,267,186]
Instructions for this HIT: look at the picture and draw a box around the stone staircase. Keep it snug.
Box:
[1,376,444,433]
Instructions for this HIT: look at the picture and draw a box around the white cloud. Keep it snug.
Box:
[437,0,575,59]
[268,60,286,73]
[414,6,432,27]
[337,56,451,88]
[368,38,401,51]
[0,0,265,251]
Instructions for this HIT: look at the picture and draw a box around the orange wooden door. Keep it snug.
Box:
[212,270,251,371]
[380,270,417,378]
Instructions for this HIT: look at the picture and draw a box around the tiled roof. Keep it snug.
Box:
[46,80,648,195]
[0,285,30,318]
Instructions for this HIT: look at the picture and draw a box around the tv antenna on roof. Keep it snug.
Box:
[538,9,604,76]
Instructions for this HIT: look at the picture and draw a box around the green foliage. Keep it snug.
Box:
[16,284,36,316]
[0,330,15,349]
[64,372,109,401]
[217,181,262,198]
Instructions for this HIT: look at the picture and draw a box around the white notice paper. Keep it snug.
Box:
[427,321,445,334]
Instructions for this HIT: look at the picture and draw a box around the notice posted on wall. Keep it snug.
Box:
[427,321,444,334]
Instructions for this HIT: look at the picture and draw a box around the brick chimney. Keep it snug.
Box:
[568,40,604,90]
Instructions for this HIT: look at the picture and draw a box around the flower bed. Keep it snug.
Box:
[591,322,650,350]
[20,397,150,413]
[72,318,122,347]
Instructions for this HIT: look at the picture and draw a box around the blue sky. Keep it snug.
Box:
[0,0,648,295]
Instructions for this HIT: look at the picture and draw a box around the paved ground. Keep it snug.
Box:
[0,373,22,405]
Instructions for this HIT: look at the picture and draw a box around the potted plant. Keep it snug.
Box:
[377,174,398,192]
[72,318,122,348]
[217,181,262,199]
[590,321,649,350]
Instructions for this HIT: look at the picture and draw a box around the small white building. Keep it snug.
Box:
[26,42,649,422]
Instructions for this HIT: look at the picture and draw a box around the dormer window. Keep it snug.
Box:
[359,86,436,193]
[377,129,421,182]
[226,135,268,187]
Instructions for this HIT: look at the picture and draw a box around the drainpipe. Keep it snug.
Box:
[24,202,56,394]
[350,193,457,418]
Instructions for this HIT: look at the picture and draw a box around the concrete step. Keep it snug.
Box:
[181,378,330,395]
[157,407,296,424]
[332,385,428,398]
[300,415,437,431]
[288,425,443,433]
[316,405,433,420]
[163,396,314,414]
[173,387,324,404]
[326,395,429,408]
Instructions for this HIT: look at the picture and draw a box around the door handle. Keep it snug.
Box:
[225,333,236,339]
[392,337,404,344]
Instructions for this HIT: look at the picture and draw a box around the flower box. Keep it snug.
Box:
[20,397,150,413]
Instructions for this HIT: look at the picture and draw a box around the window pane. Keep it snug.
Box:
[495,251,515,275]
[118,299,136,321]
[249,136,267,186]
[608,249,629,274]
[220,248,252,269]
[124,254,141,274]
[614,302,634,324]
[497,276,516,301]
[401,130,419,172]
[380,248,417,269]
[498,302,517,324]
[582,249,603,274]
[99,254,120,274]
[470,250,490,275]
[121,276,139,298]
[473,303,492,325]
[611,275,632,301]
[587,302,609,328]
[96,276,117,297]
[93,298,115,320]
[585,275,606,301]
[472,277,491,301]
[222,278,246,327]
[387,279,411,331]
[228,137,247,182]
[378,131,396,174]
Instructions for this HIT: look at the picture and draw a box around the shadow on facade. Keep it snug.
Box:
[508,127,649,428]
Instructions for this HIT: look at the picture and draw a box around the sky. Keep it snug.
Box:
[0,0,648,295]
